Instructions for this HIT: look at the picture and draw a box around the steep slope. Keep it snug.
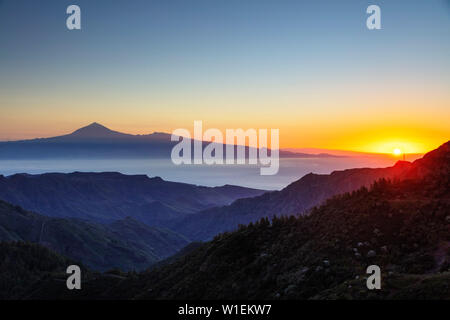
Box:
[173,160,413,240]
[0,123,174,159]
[68,122,130,139]
[0,200,189,271]
[24,141,450,300]
[132,141,450,299]
[108,217,189,260]
[0,172,266,227]
[0,242,77,300]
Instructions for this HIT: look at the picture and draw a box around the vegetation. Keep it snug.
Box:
[0,242,75,299]
[0,171,266,228]
[0,200,189,271]
[15,171,449,299]
[1,141,448,299]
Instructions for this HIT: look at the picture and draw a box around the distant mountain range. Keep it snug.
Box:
[9,141,449,300]
[0,125,447,279]
[283,147,423,158]
[0,242,74,299]
[0,172,266,227]
[0,199,189,271]
[171,160,414,240]
[0,161,417,243]
[0,123,174,159]
[0,122,343,159]
[175,140,448,241]
[0,171,266,271]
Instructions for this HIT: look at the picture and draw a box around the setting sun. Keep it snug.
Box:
[393,148,402,156]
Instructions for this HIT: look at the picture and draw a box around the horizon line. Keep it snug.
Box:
[0,121,434,156]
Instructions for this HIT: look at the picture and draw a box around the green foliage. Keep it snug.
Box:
[5,141,450,300]
[0,200,189,271]
[70,175,448,300]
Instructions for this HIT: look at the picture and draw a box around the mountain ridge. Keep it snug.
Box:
[169,142,449,241]
[0,171,267,227]
[171,158,416,240]
[0,122,346,159]
[69,122,131,138]
[18,141,450,299]
[0,199,190,271]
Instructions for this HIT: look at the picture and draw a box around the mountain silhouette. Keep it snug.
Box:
[171,159,414,240]
[14,141,450,300]
[68,122,130,138]
[169,141,450,241]
[0,172,266,227]
[0,122,342,159]
[0,199,189,271]
[0,123,173,159]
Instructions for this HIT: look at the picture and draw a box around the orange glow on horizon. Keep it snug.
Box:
[0,117,448,156]
[0,120,447,156]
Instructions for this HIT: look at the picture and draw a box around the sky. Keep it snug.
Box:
[0,0,449,153]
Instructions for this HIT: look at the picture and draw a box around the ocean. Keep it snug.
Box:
[0,156,402,190]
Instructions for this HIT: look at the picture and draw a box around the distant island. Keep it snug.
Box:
[0,122,346,160]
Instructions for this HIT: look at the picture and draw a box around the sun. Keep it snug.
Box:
[393,148,402,156]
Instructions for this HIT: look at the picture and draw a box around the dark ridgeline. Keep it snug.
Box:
[0,122,342,159]
[0,199,190,272]
[0,242,75,300]
[0,158,417,243]
[0,172,267,227]
[1,141,449,299]
[169,141,450,241]
[171,160,414,241]
[0,122,174,159]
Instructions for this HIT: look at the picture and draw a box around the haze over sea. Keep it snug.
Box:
[0,156,410,190]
